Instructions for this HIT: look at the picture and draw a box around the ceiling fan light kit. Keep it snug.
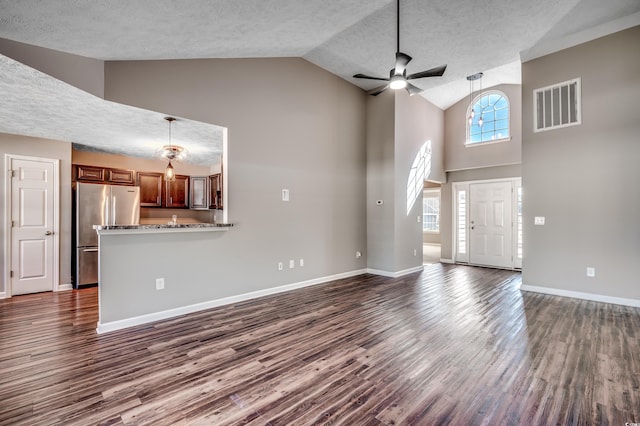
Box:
[353,0,447,96]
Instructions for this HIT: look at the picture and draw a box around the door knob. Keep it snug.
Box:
[45,230,53,235]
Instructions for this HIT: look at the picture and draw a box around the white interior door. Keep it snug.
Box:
[10,157,57,295]
[469,181,512,268]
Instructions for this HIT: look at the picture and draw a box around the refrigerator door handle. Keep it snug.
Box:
[82,248,99,252]
[112,196,117,225]
[104,196,110,226]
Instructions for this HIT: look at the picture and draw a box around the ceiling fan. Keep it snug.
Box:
[353,0,447,96]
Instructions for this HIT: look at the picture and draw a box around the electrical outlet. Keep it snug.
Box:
[278,262,283,271]
[356,251,362,259]
[289,259,295,269]
[299,258,304,267]
[586,267,595,277]
[282,189,290,201]
[534,216,545,225]
[155,278,165,290]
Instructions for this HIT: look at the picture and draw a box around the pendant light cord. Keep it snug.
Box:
[396,0,400,53]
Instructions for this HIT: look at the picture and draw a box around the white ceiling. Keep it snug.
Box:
[0,0,638,162]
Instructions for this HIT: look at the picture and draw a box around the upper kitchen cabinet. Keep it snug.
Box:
[107,168,136,185]
[137,171,163,207]
[208,173,223,210]
[190,176,208,210]
[165,175,190,209]
[74,165,135,185]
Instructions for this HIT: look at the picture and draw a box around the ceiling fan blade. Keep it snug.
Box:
[368,84,390,96]
[353,73,390,82]
[394,52,412,75]
[405,83,423,96]
[407,64,447,80]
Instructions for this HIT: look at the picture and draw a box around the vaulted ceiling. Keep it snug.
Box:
[0,0,638,162]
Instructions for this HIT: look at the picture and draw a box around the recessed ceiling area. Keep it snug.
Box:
[0,0,637,159]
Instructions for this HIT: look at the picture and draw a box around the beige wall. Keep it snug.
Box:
[522,26,640,301]
[394,91,444,272]
[444,84,522,172]
[0,133,73,293]
[0,38,105,98]
[97,57,368,322]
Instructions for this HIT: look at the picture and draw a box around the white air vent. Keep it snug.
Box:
[533,78,581,132]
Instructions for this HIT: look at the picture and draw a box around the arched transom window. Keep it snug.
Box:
[467,90,510,145]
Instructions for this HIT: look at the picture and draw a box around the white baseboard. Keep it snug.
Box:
[440,258,455,264]
[520,284,640,308]
[57,283,73,292]
[97,268,369,334]
[366,265,424,278]
[0,291,5,299]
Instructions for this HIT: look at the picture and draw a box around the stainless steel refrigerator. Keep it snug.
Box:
[75,182,140,286]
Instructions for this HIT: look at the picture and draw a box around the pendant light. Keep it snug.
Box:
[162,117,184,182]
[466,72,483,126]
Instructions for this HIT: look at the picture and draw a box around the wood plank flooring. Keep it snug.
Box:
[1,264,639,425]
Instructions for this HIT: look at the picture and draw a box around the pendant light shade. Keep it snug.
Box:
[165,160,175,181]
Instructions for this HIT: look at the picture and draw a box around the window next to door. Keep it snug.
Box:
[423,189,440,233]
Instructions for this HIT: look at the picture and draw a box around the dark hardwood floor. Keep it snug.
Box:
[1,264,638,425]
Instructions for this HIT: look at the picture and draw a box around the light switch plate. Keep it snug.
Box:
[534,216,545,225]
[282,189,289,201]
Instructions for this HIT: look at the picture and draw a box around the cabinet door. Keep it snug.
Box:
[75,165,106,182]
[166,175,189,208]
[108,168,136,185]
[190,176,208,209]
[137,172,163,207]
[208,173,222,209]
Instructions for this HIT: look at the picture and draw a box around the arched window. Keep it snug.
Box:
[406,140,432,215]
[467,90,510,145]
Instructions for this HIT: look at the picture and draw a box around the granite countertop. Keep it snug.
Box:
[93,223,234,235]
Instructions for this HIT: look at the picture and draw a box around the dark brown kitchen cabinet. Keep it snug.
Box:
[75,165,135,186]
[208,173,223,210]
[108,168,136,185]
[137,172,163,207]
[75,165,106,182]
[165,175,190,208]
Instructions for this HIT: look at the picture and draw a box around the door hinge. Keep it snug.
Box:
[11,220,15,227]
[9,170,15,178]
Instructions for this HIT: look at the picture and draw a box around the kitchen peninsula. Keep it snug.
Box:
[94,221,234,333]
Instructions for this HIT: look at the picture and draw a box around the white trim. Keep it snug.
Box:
[97,268,368,333]
[366,266,424,278]
[3,154,60,297]
[464,137,511,147]
[439,258,455,264]
[520,284,640,308]
[58,283,73,292]
[0,292,6,299]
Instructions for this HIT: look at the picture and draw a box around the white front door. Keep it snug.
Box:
[469,181,512,268]
[9,157,57,295]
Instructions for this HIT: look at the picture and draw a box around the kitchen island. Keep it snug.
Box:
[94,222,235,333]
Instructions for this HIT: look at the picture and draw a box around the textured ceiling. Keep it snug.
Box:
[0,0,638,161]
[0,54,224,165]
